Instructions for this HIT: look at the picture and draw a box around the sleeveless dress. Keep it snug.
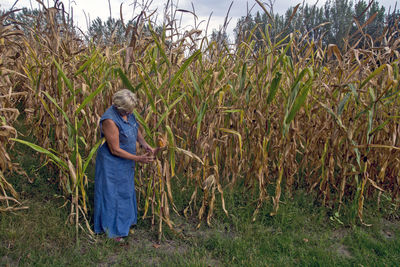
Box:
[94,105,138,238]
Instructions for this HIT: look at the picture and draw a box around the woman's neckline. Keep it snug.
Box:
[112,105,129,122]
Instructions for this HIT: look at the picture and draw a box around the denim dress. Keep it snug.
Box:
[94,105,138,238]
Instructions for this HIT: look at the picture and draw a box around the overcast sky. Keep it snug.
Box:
[1,0,398,38]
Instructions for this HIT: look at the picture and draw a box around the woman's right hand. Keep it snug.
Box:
[134,153,155,163]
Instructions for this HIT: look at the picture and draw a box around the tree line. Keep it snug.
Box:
[2,0,400,49]
[234,0,399,50]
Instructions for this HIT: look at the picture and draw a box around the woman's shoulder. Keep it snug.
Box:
[100,106,118,122]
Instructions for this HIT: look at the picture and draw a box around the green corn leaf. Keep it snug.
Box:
[318,100,347,131]
[81,73,91,88]
[167,50,201,89]
[75,51,97,76]
[393,61,399,80]
[35,69,43,93]
[139,64,166,106]
[351,140,362,169]
[78,136,87,147]
[264,24,273,48]
[77,115,86,131]
[82,138,104,173]
[348,83,359,102]
[284,79,312,125]
[116,67,136,92]
[53,59,74,94]
[66,179,72,194]
[150,47,158,72]
[42,91,72,128]
[366,86,377,145]
[155,93,186,130]
[75,82,106,115]
[239,62,247,91]
[65,93,75,107]
[245,84,253,103]
[282,68,312,135]
[359,64,387,89]
[136,69,156,113]
[258,63,271,88]
[188,69,202,98]
[11,138,68,170]
[369,120,389,137]
[196,102,208,139]
[149,23,171,68]
[57,68,63,96]
[369,87,376,102]
[166,125,176,177]
[267,72,282,105]
[367,107,374,145]
[338,92,351,116]
[133,110,153,145]
[272,37,292,72]
[38,95,56,122]
[288,68,309,104]
[274,33,291,48]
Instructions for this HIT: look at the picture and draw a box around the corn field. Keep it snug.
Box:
[1,1,399,240]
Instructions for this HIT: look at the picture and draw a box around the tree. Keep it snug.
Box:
[233,0,389,50]
[210,29,229,51]
[88,17,127,45]
[4,6,78,39]
[364,1,385,38]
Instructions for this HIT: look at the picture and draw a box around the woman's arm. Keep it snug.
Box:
[102,119,154,163]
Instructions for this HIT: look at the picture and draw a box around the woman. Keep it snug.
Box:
[94,89,155,241]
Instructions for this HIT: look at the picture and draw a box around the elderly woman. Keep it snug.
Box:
[94,89,155,241]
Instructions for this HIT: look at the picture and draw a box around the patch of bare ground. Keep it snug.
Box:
[1,255,19,267]
[98,255,120,267]
[380,218,397,240]
[330,228,349,241]
[174,217,237,241]
[0,240,20,266]
[329,228,353,259]
[336,244,352,259]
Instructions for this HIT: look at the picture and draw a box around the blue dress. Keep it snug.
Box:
[94,105,138,238]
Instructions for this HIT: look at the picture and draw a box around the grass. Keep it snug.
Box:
[2,139,400,266]
[1,155,399,267]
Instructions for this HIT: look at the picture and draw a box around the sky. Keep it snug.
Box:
[1,0,398,38]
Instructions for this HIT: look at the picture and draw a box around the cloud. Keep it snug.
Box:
[180,0,254,17]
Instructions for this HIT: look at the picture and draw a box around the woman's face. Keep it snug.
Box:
[119,110,132,116]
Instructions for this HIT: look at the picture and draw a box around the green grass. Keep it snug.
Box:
[1,151,400,266]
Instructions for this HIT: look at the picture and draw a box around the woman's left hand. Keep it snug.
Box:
[143,144,156,155]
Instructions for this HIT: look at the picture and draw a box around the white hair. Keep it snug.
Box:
[112,89,137,114]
